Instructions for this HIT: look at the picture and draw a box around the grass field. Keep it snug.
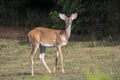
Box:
[0,39,120,80]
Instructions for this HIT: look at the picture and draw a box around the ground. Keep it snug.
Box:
[0,26,120,80]
[0,26,26,39]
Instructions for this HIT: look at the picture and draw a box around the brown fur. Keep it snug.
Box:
[28,27,67,47]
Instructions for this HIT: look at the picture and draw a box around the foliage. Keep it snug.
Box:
[0,0,26,26]
[0,0,120,38]
[49,0,80,33]
[0,0,50,27]
[25,9,49,28]
[50,0,120,37]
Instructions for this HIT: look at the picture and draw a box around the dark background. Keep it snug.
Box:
[0,0,120,40]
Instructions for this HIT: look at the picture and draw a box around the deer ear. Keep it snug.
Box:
[70,13,77,20]
[59,13,66,20]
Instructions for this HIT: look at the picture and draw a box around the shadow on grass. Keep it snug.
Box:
[0,72,31,77]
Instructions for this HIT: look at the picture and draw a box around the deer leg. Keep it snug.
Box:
[57,46,65,73]
[39,46,51,73]
[30,46,38,76]
[54,51,59,72]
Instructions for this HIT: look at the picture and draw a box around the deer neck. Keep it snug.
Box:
[65,25,71,40]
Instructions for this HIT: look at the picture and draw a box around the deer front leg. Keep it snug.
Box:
[39,46,51,73]
[54,51,59,73]
[57,46,65,73]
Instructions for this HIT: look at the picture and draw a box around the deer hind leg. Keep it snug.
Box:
[30,45,38,76]
[57,46,65,73]
[39,45,51,73]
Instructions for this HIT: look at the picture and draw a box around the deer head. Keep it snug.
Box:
[59,13,77,39]
[59,13,77,28]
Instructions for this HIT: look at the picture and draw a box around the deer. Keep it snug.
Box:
[27,13,77,76]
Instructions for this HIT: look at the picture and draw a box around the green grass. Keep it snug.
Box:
[84,66,112,80]
[0,39,120,80]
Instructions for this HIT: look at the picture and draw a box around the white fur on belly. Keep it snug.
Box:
[40,42,54,47]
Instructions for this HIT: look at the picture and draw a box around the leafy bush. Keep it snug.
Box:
[0,0,120,38]
[49,0,120,37]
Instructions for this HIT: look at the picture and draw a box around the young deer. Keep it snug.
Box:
[27,13,77,76]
